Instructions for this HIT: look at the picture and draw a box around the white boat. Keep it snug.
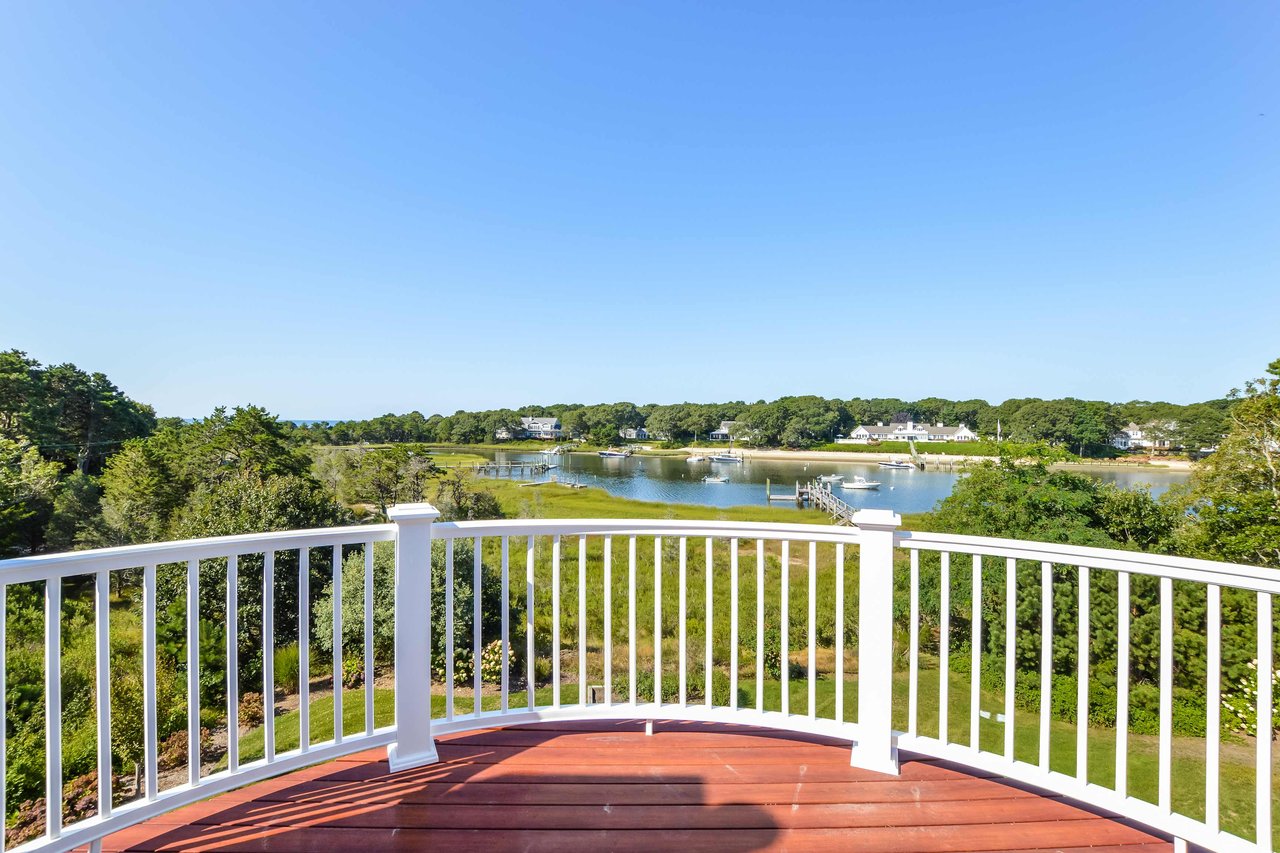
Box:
[702,475,729,483]
[816,474,844,482]
[708,453,742,463]
[878,459,915,470]
[840,476,882,490]
[598,449,631,458]
[686,454,707,463]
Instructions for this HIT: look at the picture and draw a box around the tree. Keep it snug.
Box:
[338,444,438,517]
[1178,358,1280,568]
[0,435,62,556]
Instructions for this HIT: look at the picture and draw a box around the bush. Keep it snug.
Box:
[480,639,508,683]
[239,692,265,730]
[274,642,301,695]
[342,656,364,690]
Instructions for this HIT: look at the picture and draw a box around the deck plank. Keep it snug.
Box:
[100,722,1171,853]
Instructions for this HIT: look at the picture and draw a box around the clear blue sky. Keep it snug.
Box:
[1,3,1276,419]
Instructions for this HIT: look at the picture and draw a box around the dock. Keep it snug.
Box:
[765,479,861,525]
[443,461,552,476]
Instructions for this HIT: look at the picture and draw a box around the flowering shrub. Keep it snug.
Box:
[480,639,507,683]
[1221,659,1280,737]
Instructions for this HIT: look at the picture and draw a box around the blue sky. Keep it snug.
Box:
[1,2,1276,419]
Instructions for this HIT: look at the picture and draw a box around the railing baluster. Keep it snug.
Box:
[705,537,713,708]
[298,549,310,753]
[758,540,766,715]
[46,574,62,838]
[971,555,981,750]
[228,555,240,770]
[526,536,535,710]
[1205,582,1219,833]
[552,535,561,709]
[473,538,482,711]
[95,570,111,821]
[332,545,342,742]
[1038,561,1051,769]
[579,536,587,707]
[604,536,612,707]
[679,537,687,706]
[1158,576,1173,811]
[732,539,740,711]
[187,560,200,784]
[629,536,637,705]
[807,541,816,719]
[940,552,950,743]
[143,563,158,799]
[501,536,510,713]
[781,540,789,717]
[1257,591,1272,847]
[1116,571,1130,797]
[834,540,844,722]
[907,549,917,735]
[1077,566,1089,783]
[1004,558,1015,760]
[654,536,662,704]
[263,551,275,762]
[363,544,374,736]
[445,538,454,720]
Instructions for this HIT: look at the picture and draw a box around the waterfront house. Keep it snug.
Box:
[709,420,740,441]
[843,419,978,443]
[520,416,563,440]
[1112,421,1176,452]
[619,426,649,440]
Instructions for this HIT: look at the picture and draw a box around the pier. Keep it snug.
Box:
[765,479,861,525]
[443,461,552,476]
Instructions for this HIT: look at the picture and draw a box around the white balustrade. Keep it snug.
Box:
[0,509,1274,852]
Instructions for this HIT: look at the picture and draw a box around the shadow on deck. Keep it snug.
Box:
[98,720,1173,852]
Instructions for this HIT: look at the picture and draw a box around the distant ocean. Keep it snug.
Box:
[290,419,339,426]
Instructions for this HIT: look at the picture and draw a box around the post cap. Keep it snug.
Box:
[386,502,442,522]
[850,508,902,529]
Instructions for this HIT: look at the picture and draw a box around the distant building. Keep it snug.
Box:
[1112,422,1175,451]
[620,427,649,440]
[709,421,740,441]
[841,420,978,443]
[497,416,563,441]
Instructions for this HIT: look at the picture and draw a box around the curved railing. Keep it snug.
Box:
[0,505,1274,852]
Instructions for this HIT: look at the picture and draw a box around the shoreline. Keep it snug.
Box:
[670,446,1195,471]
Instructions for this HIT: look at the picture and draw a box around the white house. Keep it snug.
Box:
[709,420,740,441]
[620,426,649,440]
[1112,422,1175,451]
[501,416,562,440]
[842,420,978,443]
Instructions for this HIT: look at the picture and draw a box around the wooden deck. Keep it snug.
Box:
[98,721,1173,852]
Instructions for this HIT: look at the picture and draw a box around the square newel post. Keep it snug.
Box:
[850,508,902,776]
[387,502,441,771]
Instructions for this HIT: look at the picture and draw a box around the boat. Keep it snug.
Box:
[598,449,631,458]
[816,474,844,482]
[686,454,707,463]
[702,475,729,483]
[840,476,882,490]
[708,453,742,463]
[878,459,915,470]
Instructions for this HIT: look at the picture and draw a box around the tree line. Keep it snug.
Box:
[295,394,1232,455]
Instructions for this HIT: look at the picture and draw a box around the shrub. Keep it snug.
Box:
[342,657,364,690]
[480,639,508,683]
[274,642,301,696]
[239,692,265,730]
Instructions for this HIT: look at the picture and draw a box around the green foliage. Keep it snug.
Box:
[1176,358,1280,568]
[0,434,62,556]
[274,643,301,695]
[336,443,437,517]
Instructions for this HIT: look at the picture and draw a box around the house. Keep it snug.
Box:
[1113,421,1176,451]
[841,419,978,443]
[619,427,649,440]
[709,420,740,441]
[500,416,562,441]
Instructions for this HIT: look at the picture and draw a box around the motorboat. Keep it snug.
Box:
[708,453,742,463]
[702,475,729,483]
[878,459,915,470]
[816,473,844,482]
[840,476,882,490]
[686,454,707,463]
[598,449,631,458]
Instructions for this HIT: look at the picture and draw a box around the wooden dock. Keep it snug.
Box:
[443,461,552,476]
[764,480,859,525]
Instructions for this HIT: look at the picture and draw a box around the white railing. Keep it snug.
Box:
[0,504,1274,852]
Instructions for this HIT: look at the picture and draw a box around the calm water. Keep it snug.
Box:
[476,451,1188,516]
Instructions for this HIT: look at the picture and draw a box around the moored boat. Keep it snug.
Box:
[840,475,882,490]
[598,449,631,458]
[708,453,742,463]
[816,474,844,482]
[878,459,914,470]
[702,475,729,483]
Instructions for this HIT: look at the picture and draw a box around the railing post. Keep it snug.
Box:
[850,508,902,776]
[387,502,442,771]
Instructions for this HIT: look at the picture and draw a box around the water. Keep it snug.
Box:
[473,451,1189,516]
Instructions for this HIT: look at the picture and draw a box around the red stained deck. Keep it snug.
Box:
[99,721,1171,852]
